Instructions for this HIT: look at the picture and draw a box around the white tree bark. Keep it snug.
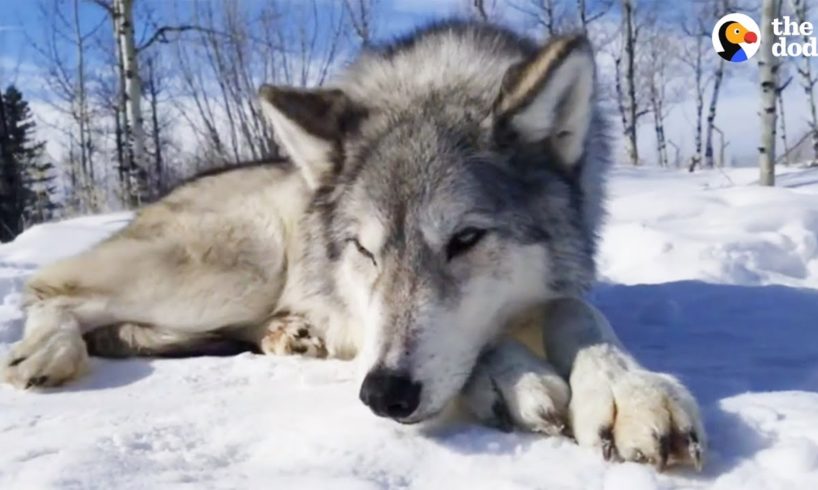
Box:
[790,0,818,165]
[758,0,779,186]
[687,32,706,172]
[704,61,724,169]
[114,0,147,204]
[73,0,91,186]
[621,0,639,166]
[645,29,670,167]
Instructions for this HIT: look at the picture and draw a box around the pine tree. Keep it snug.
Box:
[0,85,59,242]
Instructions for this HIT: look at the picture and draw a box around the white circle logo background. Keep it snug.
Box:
[712,13,761,62]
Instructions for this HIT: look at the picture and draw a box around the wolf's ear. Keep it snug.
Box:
[491,35,595,168]
[259,85,366,188]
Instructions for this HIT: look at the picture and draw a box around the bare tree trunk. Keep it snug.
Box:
[704,61,724,169]
[647,61,667,166]
[778,89,790,165]
[0,92,12,242]
[758,0,779,186]
[578,0,588,31]
[790,0,818,165]
[714,126,728,168]
[667,139,681,168]
[652,110,668,167]
[645,25,674,168]
[621,0,639,165]
[73,0,91,187]
[114,0,147,205]
[114,101,126,188]
[145,56,163,193]
[110,0,131,199]
[689,37,705,172]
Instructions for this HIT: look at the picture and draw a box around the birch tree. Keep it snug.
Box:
[72,0,92,188]
[112,0,147,205]
[617,0,642,166]
[789,0,818,165]
[703,0,741,170]
[703,60,725,169]
[758,0,780,186]
[777,73,793,165]
[645,29,673,167]
[681,16,709,172]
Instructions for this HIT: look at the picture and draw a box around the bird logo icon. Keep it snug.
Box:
[712,13,761,63]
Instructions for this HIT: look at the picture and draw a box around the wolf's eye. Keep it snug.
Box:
[446,227,487,260]
[347,238,376,265]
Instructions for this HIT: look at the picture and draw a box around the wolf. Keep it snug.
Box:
[2,22,704,469]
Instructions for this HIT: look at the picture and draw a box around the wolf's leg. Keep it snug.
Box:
[461,339,570,436]
[542,297,705,470]
[83,323,241,358]
[4,234,282,388]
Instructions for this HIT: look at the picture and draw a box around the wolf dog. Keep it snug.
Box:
[2,22,704,469]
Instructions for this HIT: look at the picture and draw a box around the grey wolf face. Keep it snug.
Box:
[260,26,603,423]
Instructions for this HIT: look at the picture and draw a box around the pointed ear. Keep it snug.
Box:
[492,35,596,168]
[259,85,366,188]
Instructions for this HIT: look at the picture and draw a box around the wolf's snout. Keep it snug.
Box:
[359,369,421,420]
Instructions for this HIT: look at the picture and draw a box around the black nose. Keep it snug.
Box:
[359,369,422,419]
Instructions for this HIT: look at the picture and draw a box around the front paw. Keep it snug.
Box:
[569,344,705,470]
[260,313,327,358]
[462,341,570,436]
[3,328,89,389]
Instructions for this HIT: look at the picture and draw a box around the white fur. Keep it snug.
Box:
[510,51,595,166]
[542,298,706,469]
[260,99,334,189]
[3,301,88,388]
[462,339,570,435]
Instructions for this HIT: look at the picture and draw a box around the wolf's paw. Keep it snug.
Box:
[569,344,705,471]
[260,314,327,358]
[463,341,570,436]
[2,328,88,389]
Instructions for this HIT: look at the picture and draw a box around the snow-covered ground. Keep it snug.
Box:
[1,166,817,489]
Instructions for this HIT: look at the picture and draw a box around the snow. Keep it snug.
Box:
[2,166,818,489]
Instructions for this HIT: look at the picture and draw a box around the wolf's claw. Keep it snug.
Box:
[25,375,49,389]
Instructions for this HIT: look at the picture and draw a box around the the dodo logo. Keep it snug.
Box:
[712,13,761,62]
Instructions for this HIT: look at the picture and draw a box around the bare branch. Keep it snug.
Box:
[137,24,208,52]
[473,0,489,22]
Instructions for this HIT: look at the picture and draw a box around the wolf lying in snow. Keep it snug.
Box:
[3,22,704,469]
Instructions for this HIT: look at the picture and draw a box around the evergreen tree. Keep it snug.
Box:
[0,85,59,242]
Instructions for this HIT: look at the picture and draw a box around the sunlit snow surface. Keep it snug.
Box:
[1,167,817,489]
